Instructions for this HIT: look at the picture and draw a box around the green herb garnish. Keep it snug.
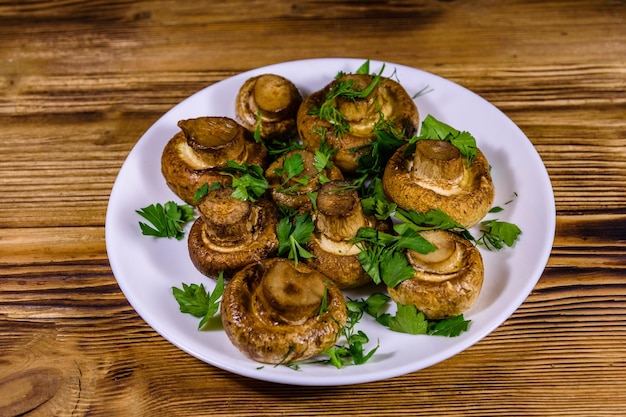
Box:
[477,219,522,250]
[136,201,195,240]
[407,114,478,165]
[172,273,225,330]
[219,160,269,202]
[355,294,470,337]
[276,212,315,265]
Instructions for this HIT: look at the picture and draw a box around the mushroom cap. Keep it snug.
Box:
[387,230,484,320]
[235,74,302,141]
[265,149,343,212]
[221,257,347,364]
[297,73,419,174]
[382,143,495,227]
[161,117,267,204]
[187,196,279,278]
[305,233,372,289]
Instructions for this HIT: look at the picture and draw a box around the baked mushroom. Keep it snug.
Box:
[265,149,343,212]
[387,229,484,320]
[188,187,278,278]
[382,140,495,227]
[304,180,385,289]
[297,72,419,174]
[221,257,347,364]
[161,116,267,204]
[235,74,302,141]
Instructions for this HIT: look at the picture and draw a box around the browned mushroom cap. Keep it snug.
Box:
[297,73,419,174]
[187,187,278,278]
[304,180,383,289]
[235,74,302,141]
[161,117,267,204]
[387,229,484,320]
[382,141,495,227]
[264,149,343,212]
[221,257,347,364]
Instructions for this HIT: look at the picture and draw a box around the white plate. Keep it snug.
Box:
[105,58,555,386]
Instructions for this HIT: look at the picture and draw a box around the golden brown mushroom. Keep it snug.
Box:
[387,229,484,320]
[382,140,495,227]
[297,73,419,174]
[235,74,302,141]
[221,257,347,364]
[264,149,343,212]
[304,180,386,289]
[187,187,278,278]
[161,116,267,204]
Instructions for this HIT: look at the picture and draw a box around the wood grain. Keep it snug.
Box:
[1,0,625,415]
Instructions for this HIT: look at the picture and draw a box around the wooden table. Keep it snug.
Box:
[1,1,625,415]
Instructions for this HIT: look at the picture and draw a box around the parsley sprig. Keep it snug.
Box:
[407,114,478,165]
[321,303,379,368]
[310,60,385,135]
[354,293,471,337]
[477,219,522,250]
[276,211,315,265]
[136,201,195,240]
[172,273,225,330]
[219,160,269,202]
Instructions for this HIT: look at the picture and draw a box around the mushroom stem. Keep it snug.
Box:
[411,140,464,186]
[314,181,369,241]
[405,230,464,279]
[196,188,259,247]
[178,117,247,167]
[253,74,297,121]
[259,260,326,325]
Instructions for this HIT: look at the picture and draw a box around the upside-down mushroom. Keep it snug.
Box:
[221,257,347,364]
[382,140,494,227]
[161,116,267,204]
[235,74,302,141]
[264,149,343,212]
[297,73,419,174]
[304,180,385,289]
[187,187,278,278]
[387,229,484,320]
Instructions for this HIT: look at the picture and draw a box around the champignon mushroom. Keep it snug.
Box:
[161,116,267,204]
[221,257,347,364]
[297,73,419,174]
[187,187,278,278]
[264,149,343,212]
[304,180,386,289]
[382,140,495,227]
[235,74,302,141]
[387,229,484,320]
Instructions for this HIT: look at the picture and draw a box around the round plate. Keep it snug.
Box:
[105,58,555,386]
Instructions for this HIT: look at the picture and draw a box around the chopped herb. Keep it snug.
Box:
[172,273,225,330]
[193,181,222,203]
[276,212,315,265]
[219,160,269,202]
[355,294,471,337]
[136,201,195,240]
[407,114,478,165]
[477,219,522,250]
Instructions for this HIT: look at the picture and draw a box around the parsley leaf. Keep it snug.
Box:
[355,294,471,337]
[354,115,408,186]
[477,219,522,250]
[407,114,478,165]
[353,225,435,287]
[172,273,225,330]
[219,160,269,202]
[276,212,315,265]
[310,64,385,135]
[136,201,195,240]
